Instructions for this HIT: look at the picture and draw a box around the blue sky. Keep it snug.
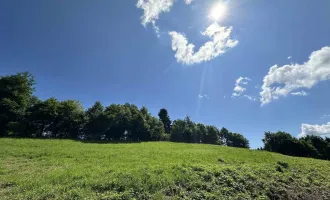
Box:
[1,0,330,148]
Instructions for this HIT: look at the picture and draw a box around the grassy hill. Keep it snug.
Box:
[1,139,329,199]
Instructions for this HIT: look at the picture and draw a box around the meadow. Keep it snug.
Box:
[1,139,330,199]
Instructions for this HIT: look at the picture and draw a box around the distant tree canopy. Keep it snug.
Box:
[0,72,250,148]
[262,131,330,160]
[2,72,330,161]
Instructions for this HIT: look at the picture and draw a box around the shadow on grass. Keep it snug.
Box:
[0,136,142,144]
[76,139,142,144]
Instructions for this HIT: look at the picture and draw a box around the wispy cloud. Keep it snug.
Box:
[260,46,330,105]
[298,122,330,138]
[169,22,238,65]
[198,94,209,99]
[136,0,175,26]
[291,91,308,96]
[243,95,258,101]
[136,0,192,28]
[232,77,250,97]
[287,56,292,60]
[321,114,330,119]
[184,0,193,4]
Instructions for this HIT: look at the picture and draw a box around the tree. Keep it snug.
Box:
[228,133,249,148]
[0,72,35,136]
[158,108,171,134]
[170,116,199,143]
[140,106,166,141]
[170,119,186,142]
[26,97,60,137]
[147,117,165,141]
[54,100,85,139]
[300,135,329,159]
[219,127,230,145]
[182,116,197,143]
[196,123,207,144]
[219,128,249,148]
[204,125,219,144]
[84,101,105,140]
[129,104,149,141]
[262,131,295,155]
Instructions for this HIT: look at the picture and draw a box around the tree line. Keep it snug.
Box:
[1,72,329,160]
[0,72,249,148]
[261,131,330,160]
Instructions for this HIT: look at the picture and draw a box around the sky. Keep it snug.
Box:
[1,0,330,148]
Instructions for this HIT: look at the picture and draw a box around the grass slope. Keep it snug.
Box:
[1,139,330,200]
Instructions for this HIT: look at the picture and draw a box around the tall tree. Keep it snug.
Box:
[197,123,207,143]
[84,101,105,140]
[0,72,35,136]
[158,108,171,134]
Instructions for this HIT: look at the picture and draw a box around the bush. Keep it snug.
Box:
[277,161,289,169]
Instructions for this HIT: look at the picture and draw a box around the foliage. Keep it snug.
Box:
[0,72,35,136]
[158,108,171,134]
[220,127,250,148]
[262,131,330,160]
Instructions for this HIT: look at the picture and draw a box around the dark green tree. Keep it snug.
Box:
[219,128,249,148]
[170,119,186,142]
[84,101,105,140]
[299,135,329,159]
[26,97,60,137]
[229,133,250,148]
[0,72,35,136]
[148,117,166,141]
[182,116,197,143]
[262,131,296,155]
[219,127,230,145]
[204,125,219,144]
[54,100,85,139]
[196,123,207,143]
[158,108,171,134]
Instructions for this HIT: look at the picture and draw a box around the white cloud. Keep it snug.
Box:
[298,122,330,138]
[291,91,308,96]
[198,94,209,99]
[260,46,330,105]
[169,22,238,65]
[243,95,258,101]
[152,22,161,38]
[136,0,192,26]
[232,77,251,97]
[288,56,292,60]
[136,0,175,26]
[321,114,330,119]
[184,0,193,4]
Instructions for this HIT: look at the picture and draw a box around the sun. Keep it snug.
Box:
[209,2,228,22]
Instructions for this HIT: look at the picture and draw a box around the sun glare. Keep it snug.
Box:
[209,2,228,22]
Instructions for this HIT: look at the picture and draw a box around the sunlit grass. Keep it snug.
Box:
[1,139,329,199]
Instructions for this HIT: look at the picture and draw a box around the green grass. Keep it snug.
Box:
[1,139,330,199]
